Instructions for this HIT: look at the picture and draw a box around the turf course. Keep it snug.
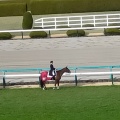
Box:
[0,86,120,120]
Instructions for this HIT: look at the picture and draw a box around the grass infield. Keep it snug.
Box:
[0,86,120,120]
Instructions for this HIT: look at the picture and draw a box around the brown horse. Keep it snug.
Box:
[39,67,71,90]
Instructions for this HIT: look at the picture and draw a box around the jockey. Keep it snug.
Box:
[49,61,56,80]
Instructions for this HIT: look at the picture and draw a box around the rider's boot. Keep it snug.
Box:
[52,75,55,80]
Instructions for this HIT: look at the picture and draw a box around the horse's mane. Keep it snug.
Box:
[56,67,66,72]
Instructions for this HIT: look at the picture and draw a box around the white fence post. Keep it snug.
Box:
[107,14,108,26]
[93,15,95,27]
[68,17,69,27]
[42,18,44,28]
[80,16,82,28]
[55,17,56,29]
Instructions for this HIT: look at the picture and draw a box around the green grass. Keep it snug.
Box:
[0,86,120,120]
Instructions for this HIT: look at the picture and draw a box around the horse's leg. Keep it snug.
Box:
[44,82,47,89]
[39,77,44,88]
[42,81,47,90]
[39,76,47,90]
[53,79,60,90]
[53,79,57,89]
[57,80,60,90]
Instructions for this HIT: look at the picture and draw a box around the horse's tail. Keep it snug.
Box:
[39,75,43,88]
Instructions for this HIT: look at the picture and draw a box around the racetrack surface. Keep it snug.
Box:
[0,36,120,84]
[0,36,120,68]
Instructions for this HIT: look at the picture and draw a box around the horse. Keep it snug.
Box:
[39,67,71,90]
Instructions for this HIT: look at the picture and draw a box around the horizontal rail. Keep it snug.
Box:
[65,71,120,76]
[1,71,120,78]
[0,65,119,73]
[0,74,40,78]
[1,26,119,33]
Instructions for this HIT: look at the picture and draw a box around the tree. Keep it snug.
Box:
[22,11,33,29]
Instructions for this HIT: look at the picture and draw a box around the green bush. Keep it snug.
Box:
[22,11,33,29]
[29,31,48,38]
[108,23,120,26]
[66,30,85,37]
[82,24,94,27]
[108,23,120,29]
[82,24,94,30]
[0,32,12,40]
[104,28,120,36]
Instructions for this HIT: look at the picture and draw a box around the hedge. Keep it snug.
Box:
[30,0,120,15]
[1,0,120,16]
[104,28,120,36]
[29,31,48,38]
[66,30,85,37]
[0,3,27,17]
[0,32,12,40]
[82,24,94,27]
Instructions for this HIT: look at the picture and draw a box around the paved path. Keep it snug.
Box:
[0,36,120,84]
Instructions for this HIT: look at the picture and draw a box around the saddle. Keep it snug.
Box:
[48,70,56,80]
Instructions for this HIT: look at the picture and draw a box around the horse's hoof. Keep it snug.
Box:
[57,87,59,90]
[43,87,47,90]
[53,87,56,90]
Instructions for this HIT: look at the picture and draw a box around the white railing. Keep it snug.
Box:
[0,71,120,78]
[0,13,120,35]
[34,13,120,30]
[1,71,120,88]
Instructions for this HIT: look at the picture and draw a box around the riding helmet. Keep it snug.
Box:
[50,61,53,63]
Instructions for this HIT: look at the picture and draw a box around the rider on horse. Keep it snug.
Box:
[49,61,56,80]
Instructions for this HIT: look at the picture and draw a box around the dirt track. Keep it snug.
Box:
[1,36,120,68]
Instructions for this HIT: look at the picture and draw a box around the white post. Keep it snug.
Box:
[68,17,69,27]
[42,18,44,28]
[55,17,56,29]
[107,14,108,26]
[81,17,82,28]
[93,15,95,27]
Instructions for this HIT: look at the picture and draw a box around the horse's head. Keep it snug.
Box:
[65,66,71,73]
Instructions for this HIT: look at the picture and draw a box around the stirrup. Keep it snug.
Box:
[52,76,55,80]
